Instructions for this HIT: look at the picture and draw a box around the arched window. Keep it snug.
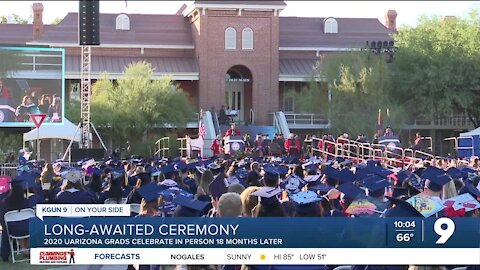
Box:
[225,27,236,49]
[242,27,253,50]
[116,14,130,31]
[324,17,338,34]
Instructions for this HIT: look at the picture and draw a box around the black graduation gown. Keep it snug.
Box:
[0,197,29,262]
[55,189,97,204]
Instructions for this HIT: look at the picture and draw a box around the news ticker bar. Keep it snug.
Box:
[31,248,479,265]
[31,217,480,249]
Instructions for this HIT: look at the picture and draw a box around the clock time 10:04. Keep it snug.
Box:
[393,221,416,228]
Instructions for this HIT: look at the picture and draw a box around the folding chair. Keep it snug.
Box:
[130,204,141,215]
[4,208,35,263]
[104,197,128,204]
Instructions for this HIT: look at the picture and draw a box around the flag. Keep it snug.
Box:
[198,109,205,145]
[377,109,382,134]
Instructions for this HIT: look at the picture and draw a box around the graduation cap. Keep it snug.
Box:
[235,168,248,181]
[173,194,209,212]
[63,170,82,184]
[290,190,322,205]
[263,167,280,182]
[421,166,445,179]
[458,180,480,200]
[337,182,364,200]
[159,179,178,187]
[302,162,318,174]
[384,196,423,217]
[303,174,321,183]
[175,161,188,172]
[406,196,445,217]
[92,167,103,177]
[160,164,176,178]
[443,193,480,213]
[195,165,207,174]
[425,174,451,192]
[275,165,289,177]
[322,166,338,178]
[392,187,410,198]
[137,182,161,202]
[335,157,345,163]
[339,159,352,167]
[395,170,412,184]
[29,169,41,179]
[160,187,193,202]
[366,166,393,178]
[250,187,282,205]
[445,167,463,179]
[308,183,334,193]
[280,175,305,194]
[10,171,36,189]
[207,162,221,170]
[335,168,356,184]
[362,175,391,197]
[136,172,152,185]
[209,175,228,198]
[345,197,381,216]
[366,159,380,167]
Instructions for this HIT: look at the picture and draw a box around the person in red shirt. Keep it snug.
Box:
[210,135,222,157]
[224,123,241,137]
[0,79,11,99]
[284,133,301,156]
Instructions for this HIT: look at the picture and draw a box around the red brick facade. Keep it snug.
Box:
[189,9,280,125]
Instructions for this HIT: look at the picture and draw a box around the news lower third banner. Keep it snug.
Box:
[30,205,479,265]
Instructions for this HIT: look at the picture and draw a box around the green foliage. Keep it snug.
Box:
[91,61,193,148]
[0,16,6,24]
[0,49,23,79]
[11,14,28,24]
[318,51,402,137]
[51,17,62,25]
[0,132,22,160]
[65,99,81,124]
[393,11,480,126]
[286,79,328,114]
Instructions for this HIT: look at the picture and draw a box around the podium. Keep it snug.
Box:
[224,136,244,155]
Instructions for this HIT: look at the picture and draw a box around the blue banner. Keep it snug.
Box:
[30,217,479,249]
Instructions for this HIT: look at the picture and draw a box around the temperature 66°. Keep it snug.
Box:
[396,233,413,242]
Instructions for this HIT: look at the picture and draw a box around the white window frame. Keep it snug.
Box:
[324,18,338,34]
[242,27,254,50]
[225,27,237,50]
[116,14,130,31]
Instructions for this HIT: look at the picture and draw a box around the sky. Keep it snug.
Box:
[0,1,479,27]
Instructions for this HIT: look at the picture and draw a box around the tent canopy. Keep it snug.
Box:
[460,127,480,137]
[23,118,81,142]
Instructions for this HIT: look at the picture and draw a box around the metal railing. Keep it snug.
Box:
[283,113,330,127]
[0,163,19,178]
[406,114,473,128]
[154,137,170,158]
[178,137,188,158]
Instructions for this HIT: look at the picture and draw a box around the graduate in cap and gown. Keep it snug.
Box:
[0,175,30,261]
[55,170,97,204]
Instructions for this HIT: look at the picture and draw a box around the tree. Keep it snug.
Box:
[0,16,6,24]
[0,48,24,79]
[91,61,193,150]
[51,17,62,25]
[392,10,480,127]
[11,14,28,24]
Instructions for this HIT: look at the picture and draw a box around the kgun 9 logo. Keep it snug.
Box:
[434,218,455,244]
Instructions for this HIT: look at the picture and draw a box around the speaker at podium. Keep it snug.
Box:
[224,136,244,155]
